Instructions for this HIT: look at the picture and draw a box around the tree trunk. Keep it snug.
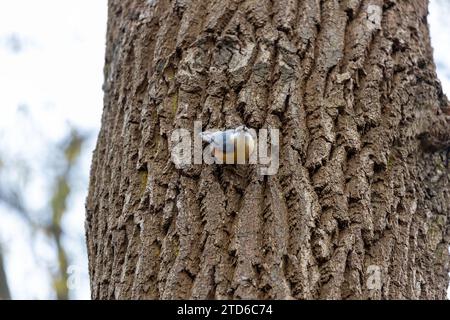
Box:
[86,0,450,299]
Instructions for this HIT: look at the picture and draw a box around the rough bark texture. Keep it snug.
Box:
[86,0,450,299]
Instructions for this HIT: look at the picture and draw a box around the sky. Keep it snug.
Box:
[430,0,450,94]
[0,0,107,299]
[0,0,449,300]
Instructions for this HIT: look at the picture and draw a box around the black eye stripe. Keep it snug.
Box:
[222,131,227,153]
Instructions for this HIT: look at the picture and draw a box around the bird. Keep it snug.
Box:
[199,126,256,164]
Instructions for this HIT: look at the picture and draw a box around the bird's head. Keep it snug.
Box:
[235,125,249,133]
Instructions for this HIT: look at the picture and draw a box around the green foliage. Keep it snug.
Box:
[47,129,86,300]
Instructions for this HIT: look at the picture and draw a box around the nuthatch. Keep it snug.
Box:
[200,126,256,164]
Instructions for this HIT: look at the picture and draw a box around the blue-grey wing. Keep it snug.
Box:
[211,130,235,153]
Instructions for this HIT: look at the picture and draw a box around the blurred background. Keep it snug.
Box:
[0,0,448,300]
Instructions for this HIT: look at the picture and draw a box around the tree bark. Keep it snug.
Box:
[86,0,450,299]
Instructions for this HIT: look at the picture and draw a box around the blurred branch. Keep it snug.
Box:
[48,129,85,300]
[0,155,35,228]
[0,247,11,300]
[0,127,86,300]
[0,189,36,228]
